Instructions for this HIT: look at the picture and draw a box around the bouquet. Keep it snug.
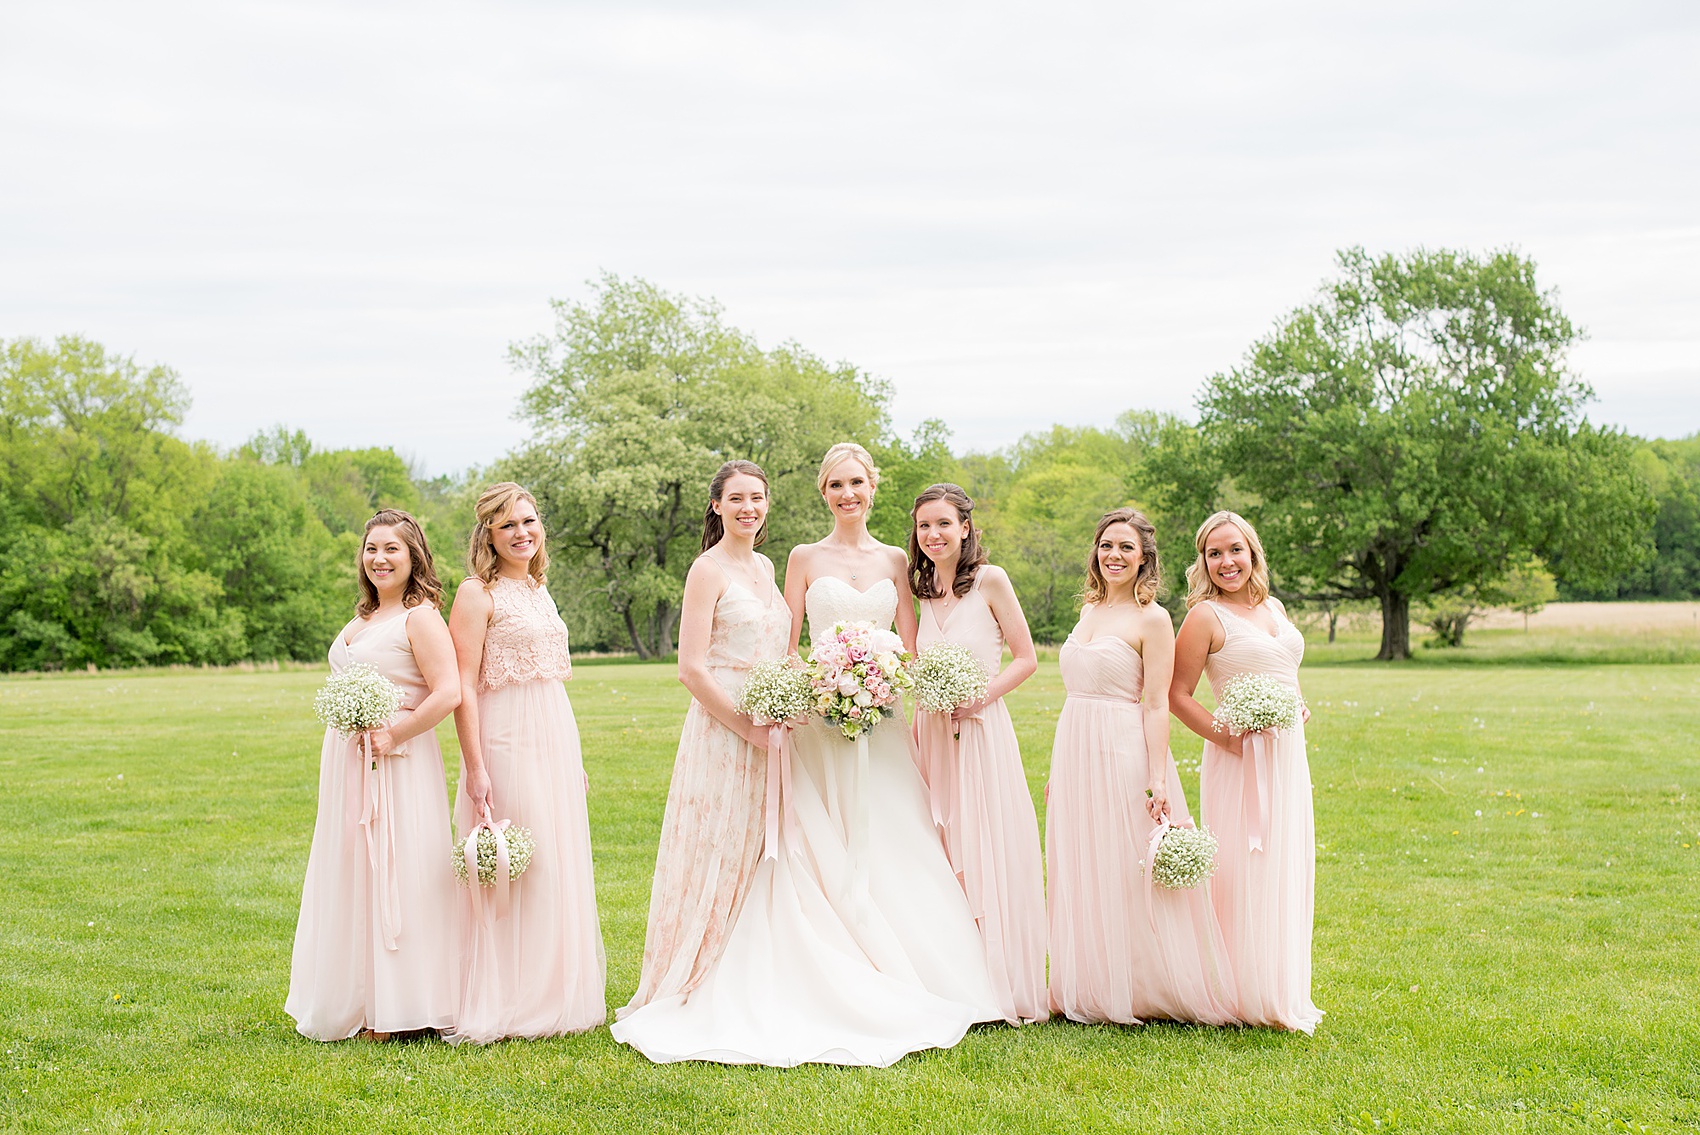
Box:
[736,659,816,726]
[1211,673,1303,736]
[1149,824,1219,890]
[313,663,404,738]
[912,642,991,715]
[452,823,536,887]
[807,620,915,740]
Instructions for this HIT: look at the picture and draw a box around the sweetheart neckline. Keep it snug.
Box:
[1064,632,1139,654]
[806,575,898,599]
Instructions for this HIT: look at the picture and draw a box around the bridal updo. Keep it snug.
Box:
[816,442,880,495]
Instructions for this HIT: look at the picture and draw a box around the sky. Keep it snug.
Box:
[2,0,1696,476]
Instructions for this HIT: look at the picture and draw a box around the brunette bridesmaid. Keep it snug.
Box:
[614,461,789,1023]
[445,482,605,1043]
[286,509,462,1041]
[1170,510,1323,1034]
[1045,508,1236,1026]
[908,483,1047,1025]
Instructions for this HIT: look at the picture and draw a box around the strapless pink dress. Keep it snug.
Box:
[913,570,1047,1024]
[1045,626,1236,1025]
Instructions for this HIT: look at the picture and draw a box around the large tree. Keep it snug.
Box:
[1181,247,1653,660]
[508,275,889,658]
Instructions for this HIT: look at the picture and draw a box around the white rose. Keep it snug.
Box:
[869,629,902,653]
[837,676,858,695]
[876,653,900,675]
[853,690,874,708]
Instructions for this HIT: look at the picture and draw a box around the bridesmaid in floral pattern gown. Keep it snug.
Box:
[616,461,789,1019]
[446,482,605,1043]
[286,509,462,1041]
[908,483,1047,1024]
[1171,509,1323,1034]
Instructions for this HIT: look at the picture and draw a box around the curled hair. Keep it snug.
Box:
[467,482,549,587]
[356,508,443,616]
[1083,507,1161,607]
[816,441,880,496]
[701,460,770,553]
[1185,510,1270,609]
[907,483,988,599]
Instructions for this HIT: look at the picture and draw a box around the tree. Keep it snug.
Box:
[1185,247,1654,660]
[508,275,889,658]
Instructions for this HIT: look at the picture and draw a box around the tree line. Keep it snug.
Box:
[2,250,1688,670]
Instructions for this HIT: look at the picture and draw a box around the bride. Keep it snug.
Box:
[611,442,1000,1066]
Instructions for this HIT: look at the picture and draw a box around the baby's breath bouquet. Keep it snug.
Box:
[313,663,404,737]
[1212,673,1303,736]
[452,823,535,887]
[736,659,815,727]
[1150,825,1219,890]
[912,642,991,715]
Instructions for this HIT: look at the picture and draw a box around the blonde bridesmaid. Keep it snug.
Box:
[286,509,462,1041]
[615,461,788,1022]
[1045,508,1236,1026]
[446,482,604,1043]
[1170,510,1323,1034]
[908,483,1046,1025]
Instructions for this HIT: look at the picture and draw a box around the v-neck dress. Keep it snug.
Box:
[912,569,1048,1024]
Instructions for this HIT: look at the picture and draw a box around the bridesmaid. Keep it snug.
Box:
[445,482,605,1043]
[1170,510,1323,1034]
[1045,507,1236,1026]
[615,461,789,1019]
[286,509,461,1041]
[908,483,1047,1025]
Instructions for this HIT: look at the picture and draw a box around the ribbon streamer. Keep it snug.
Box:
[761,724,795,863]
[849,732,871,914]
[358,732,402,952]
[1144,815,1172,935]
[461,817,514,925]
[1242,729,1275,853]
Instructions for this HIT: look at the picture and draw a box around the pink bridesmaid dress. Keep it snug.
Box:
[1199,599,1324,1034]
[1045,623,1237,1026]
[286,610,459,1040]
[912,570,1047,1024]
[448,576,605,1043]
[619,572,790,1018]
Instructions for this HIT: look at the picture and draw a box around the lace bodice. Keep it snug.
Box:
[1202,599,1304,698]
[804,576,899,642]
[704,582,791,692]
[479,576,573,692]
[917,570,1002,676]
[1058,631,1143,703]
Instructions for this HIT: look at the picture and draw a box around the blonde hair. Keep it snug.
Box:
[816,442,880,495]
[467,481,549,586]
[1184,510,1270,609]
[1083,507,1161,607]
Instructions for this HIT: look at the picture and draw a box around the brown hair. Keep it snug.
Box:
[701,460,771,553]
[467,482,549,587]
[907,483,988,599]
[356,508,444,616]
[816,441,880,496]
[1083,507,1161,607]
[1184,509,1271,609]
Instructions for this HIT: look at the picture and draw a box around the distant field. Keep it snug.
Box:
[2,652,1697,1133]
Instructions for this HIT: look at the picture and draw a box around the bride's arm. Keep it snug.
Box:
[783,544,811,655]
[888,546,919,654]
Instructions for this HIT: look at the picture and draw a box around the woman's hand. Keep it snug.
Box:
[462,767,493,823]
[1300,702,1312,724]
[1219,731,1244,758]
[364,727,398,759]
[1145,780,1170,822]
[950,696,988,722]
[742,721,772,750]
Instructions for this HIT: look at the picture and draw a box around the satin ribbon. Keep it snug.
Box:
[461,816,514,924]
[761,724,795,863]
[1144,815,1172,934]
[358,732,402,952]
[1242,729,1275,854]
[848,731,871,914]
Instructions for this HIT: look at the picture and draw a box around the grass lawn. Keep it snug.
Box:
[2,653,1697,1133]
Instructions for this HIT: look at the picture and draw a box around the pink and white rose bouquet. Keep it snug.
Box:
[807,620,915,740]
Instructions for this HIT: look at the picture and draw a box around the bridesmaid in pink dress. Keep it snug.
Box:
[1045,508,1237,1026]
[1170,509,1323,1034]
[445,482,605,1043]
[908,483,1047,1024]
[616,461,789,1021]
[286,509,462,1041]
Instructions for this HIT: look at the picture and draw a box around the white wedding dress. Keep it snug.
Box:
[611,576,1001,1066]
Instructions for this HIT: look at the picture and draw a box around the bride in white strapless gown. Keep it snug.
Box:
[611,444,1000,1066]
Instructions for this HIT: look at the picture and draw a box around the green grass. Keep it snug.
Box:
[2,656,1697,1133]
